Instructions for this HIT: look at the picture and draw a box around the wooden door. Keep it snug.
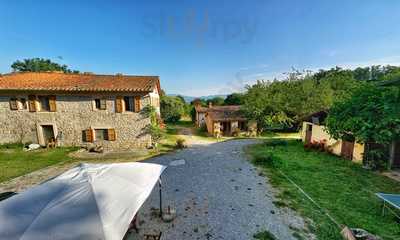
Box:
[305,124,312,144]
[392,141,400,168]
[341,141,355,160]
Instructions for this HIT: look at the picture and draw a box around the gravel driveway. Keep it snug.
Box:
[131,140,305,240]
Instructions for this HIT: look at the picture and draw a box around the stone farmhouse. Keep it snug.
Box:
[0,72,161,150]
[194,102,252,136]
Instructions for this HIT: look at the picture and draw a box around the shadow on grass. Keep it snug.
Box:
[246,139,400,240]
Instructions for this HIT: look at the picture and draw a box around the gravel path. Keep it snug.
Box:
[130,140,305,240]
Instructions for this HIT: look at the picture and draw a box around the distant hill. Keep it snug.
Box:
[168,94,227,103]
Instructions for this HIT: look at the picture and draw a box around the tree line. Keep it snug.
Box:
[241,66,400,132]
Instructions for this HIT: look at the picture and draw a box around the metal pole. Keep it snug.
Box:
[159,178,162,217]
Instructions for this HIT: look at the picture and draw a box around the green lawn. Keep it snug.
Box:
[247,140,400,240]
[0,144,78,183]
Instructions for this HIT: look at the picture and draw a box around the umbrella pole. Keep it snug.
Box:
[159,178,162,217]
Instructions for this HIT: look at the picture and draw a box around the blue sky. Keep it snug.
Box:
[1,0,400,96]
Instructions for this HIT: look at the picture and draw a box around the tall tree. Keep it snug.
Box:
[326,84,400,168]
[224,93,244,105]
[11,58,79,73]
[241,68,360,131]
[206,96,225,106]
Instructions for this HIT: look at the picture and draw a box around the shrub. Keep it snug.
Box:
[253,230,277,240]
[253,151,282,168]
[263,139,288,147]
[160,96,185,123]
[304,139,327,152]
[175,138,187,149]
[232,127,241,137]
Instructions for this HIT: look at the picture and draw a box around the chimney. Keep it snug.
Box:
[208,102,212,108]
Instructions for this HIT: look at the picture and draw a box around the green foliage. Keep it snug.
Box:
[247,140,400,240]
[326,84,400,144]
[252,150,282,168]
[160,96,185,123]
[224,93,244,105]
[0,145,78,183]
[263,139,288,147]
[207,96,225,106]
[352,65,400,82]
[142,106,165,145]
[175,138,186,149]
[11,58,79,73]
[326,84,400,169]
[241,67,360,132]
[253,230,277,240]
[142,106,157,125]
[147,124,164,144]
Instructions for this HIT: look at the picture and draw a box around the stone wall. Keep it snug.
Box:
[0,93,155,150]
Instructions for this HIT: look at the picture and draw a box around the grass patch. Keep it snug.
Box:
[0,145,78,183]
[253,230,277,240]
[247,140,400,240]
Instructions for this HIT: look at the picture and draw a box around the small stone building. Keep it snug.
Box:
[194,103,251,136]
[0,72,161,150]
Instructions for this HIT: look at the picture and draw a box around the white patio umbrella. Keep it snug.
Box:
[0,162,166,240]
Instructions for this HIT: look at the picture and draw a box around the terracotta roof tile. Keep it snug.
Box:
[202,105,247,121]
[0,72,160,93]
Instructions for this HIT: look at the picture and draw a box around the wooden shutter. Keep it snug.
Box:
[107,128,116,141]
[49,96,57,112]
[115,97,123,113]
[100,99,107,110]
[28,95,37,112]
[9,98,18,110]
[84,128,94,142]
[134,96,141,112]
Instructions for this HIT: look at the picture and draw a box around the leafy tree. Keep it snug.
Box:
[224,93,244,105]
[325,84,400,169]
[241,68,360,131]
[160,96,185,123]
[176,95,186,104]
[206,96,225,106]
[11,58,79,73]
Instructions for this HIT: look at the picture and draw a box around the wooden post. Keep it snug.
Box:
[159,178,162,217]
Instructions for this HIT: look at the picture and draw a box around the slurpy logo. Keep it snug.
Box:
[141,9,258,46]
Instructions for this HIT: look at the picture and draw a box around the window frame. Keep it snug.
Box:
[123,96,134,112]
[38,96,51,112]
[9,97,28,111]
[94,98,107,110]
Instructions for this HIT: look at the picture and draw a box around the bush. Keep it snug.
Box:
[263,139,288,147]
[160,96,185,123]
[304,139,327,152]
[175,138,187,149]
[232,127,241,137]
[253,151,282,168]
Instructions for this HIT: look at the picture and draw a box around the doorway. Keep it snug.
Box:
[37,123,57,146]
[42,125,55,145]
[341,141,355,160]
[221,122,231,136]
[305,124,312,144]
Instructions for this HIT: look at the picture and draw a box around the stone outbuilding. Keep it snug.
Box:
[194,102,253,136]
[0,72,161,151]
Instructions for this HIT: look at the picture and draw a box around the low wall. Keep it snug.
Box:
[302,122,364,162]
